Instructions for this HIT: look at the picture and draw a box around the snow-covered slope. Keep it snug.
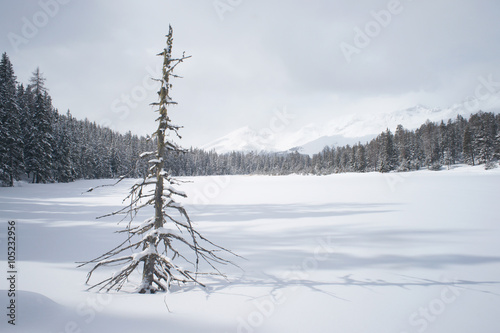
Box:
[200,126,275,154]
[201,103,499,155]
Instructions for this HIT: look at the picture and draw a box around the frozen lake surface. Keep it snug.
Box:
[1,165,499,333]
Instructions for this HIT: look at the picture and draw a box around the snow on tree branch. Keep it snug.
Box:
[79,25,240,294]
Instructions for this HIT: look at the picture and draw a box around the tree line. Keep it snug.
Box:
[1,52,499,187]
[155,110,500,176]
[309,111,500,175]
[0,53,154,186]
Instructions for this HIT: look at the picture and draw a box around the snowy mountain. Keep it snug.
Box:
[199,126,276,154]
[202,102,499,155]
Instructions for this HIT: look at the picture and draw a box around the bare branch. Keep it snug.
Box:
[80,25,240,295]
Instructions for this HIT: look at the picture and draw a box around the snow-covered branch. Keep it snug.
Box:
[80,25,239,295]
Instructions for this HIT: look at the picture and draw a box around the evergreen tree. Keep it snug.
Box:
[418,120,441,168]
[0,53,24,186]
[495,114,500,160]
[394,124,412,171]
[17,84,35,175]
[25,68,55,183]
[353,143,367,172]
[376,129,397,172]
[52,111,75,182]
[462,124,475,166]
[470,112,497,164]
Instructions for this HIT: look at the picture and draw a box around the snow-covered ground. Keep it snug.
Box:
[1,165,500,333]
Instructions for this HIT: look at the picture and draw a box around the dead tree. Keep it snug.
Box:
[79,26,238,294]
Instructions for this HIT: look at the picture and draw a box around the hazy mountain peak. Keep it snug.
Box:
[200,126,275,153]
[201,103,498,155]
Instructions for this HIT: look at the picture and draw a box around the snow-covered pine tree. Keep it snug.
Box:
[495,114,500,161]
[52,111,75,182]
[462,124,475,166]
[353,143,367,172]
[0,53,24,186]
[472,111,496,164]
[394,124,411,171]
[17,84,33,172]
[25,68,55,183]
[80,26,238,294]
[438,120,448,163]
[418,120,441,168]
[376,129,397,173]
[444,119,460,165]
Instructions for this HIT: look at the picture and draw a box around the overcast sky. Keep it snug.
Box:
[2,0,500,147]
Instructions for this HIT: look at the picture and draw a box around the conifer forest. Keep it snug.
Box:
[1,52,499,187]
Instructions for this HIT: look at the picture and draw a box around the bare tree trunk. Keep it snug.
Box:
[140,103,166,293]
[79,25,239,295]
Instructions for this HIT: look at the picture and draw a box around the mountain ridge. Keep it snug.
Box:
[201,101,500,155]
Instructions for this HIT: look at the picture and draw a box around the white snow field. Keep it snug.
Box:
[1,165,500,333]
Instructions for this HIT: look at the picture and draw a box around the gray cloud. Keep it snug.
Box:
[1,0,500,147]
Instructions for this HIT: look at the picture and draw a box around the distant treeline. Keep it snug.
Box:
[171,111,500,176]
[309,111,500,174]
[1,52,499,186]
